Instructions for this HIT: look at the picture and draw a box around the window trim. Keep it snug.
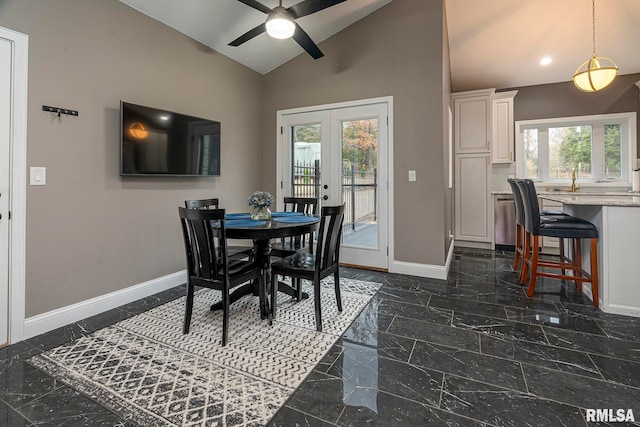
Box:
[515,112,637,185]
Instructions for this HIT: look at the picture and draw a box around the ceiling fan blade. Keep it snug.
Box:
[236,0,272,15]
[287,0,347,19]
[228,23,267,46]
[292,23,324,59]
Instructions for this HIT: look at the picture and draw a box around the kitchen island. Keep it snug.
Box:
[539,193,640,317]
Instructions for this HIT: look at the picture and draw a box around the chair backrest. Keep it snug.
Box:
[515,179,541,235]
[178,206,228,283]
[185,198,220,209]
[315,204,345,271]
[507,178,525,226]
[282,197,319,249]
[283,197,318,215]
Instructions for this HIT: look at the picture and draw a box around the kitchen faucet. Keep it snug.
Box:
[545,168,581,192]
[570,168,580,192]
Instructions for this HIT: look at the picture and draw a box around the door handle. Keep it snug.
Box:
[323,195,328,200]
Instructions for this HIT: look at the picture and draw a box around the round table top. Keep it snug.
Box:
[221,213,320,240]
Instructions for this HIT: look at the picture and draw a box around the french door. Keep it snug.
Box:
[0,36,12,347]
[279,101,389,270]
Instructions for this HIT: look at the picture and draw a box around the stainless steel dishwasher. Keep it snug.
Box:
[494,194,516,250]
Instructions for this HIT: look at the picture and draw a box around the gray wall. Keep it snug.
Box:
[262,0,450,266]
[509,73,640,149]
[442,1,453,254]
[0,0,264,317]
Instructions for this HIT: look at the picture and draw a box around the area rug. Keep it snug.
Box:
[28,278,381,426]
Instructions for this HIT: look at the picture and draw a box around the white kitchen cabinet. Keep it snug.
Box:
[455,153,491,242]
[452,89,494,153]
[491,91,518,164]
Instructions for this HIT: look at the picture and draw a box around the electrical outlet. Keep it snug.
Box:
[408,170,416,181]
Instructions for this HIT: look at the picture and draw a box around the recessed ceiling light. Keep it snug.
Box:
[540,57,552,66]
[159,115,170,121]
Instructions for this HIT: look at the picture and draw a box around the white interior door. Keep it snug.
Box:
[279,101,389,270]
[0,37,12,347]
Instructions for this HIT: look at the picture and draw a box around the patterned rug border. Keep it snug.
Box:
[28,277,382,426]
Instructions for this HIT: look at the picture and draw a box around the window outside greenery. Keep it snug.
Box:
[516,113,634,183]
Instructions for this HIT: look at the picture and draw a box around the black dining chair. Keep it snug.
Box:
[516,179,599,307]
[178,207,266,346]
[184,198,253,260]
[269,204,345,332]
[270,197,319,258]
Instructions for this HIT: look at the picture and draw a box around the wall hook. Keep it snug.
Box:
[42,105,79,122]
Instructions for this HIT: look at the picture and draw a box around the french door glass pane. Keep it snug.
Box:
[341,119,378,248]
[523,129,538,179]
[549,126,592,179]
[291,124,321,198]
[604,124,622,179]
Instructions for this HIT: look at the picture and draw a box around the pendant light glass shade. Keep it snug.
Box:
[573,56,618,92]
[266,6,295,39]
[573,0,618,92]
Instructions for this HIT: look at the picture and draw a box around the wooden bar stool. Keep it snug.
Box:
[507,178,567,283]
[516,179,599,307]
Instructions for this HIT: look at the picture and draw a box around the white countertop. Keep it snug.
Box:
[539,192,640,207]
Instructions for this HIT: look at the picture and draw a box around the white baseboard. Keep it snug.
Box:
[23,270,186,339]
[390,239,455,280]
[454,240,492,250]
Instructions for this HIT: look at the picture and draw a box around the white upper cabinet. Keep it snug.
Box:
[491,91,518,164]
[452,89,494,153]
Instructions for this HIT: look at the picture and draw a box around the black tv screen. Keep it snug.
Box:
[120,101,221,176]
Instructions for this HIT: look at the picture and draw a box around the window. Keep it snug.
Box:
[515,113,636,184]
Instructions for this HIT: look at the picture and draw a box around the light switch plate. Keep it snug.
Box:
[408,170,416,182]
[30,167,46,186]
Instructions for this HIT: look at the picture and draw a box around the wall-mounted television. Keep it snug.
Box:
[120,101,221,176]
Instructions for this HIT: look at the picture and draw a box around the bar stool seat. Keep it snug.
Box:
[539,217,598,238]
[516,179,599,307]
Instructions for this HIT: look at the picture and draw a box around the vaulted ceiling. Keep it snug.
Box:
[118,0,392,75]
[118,0,640,90]
[446,0,640,91]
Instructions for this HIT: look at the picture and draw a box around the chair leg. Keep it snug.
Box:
[527,235,540,297]
[296,278,302,302]
[590,238,599,308]
[520,232,531,285]
[222,289,230,346]
[574,239,583,292]
[559,238,565,275]
[258,272,266,320]
[314,277,322,332]
[334,270,342,312]
[183,282,195,334]
[513,224,522,271]
[270,271,277,325]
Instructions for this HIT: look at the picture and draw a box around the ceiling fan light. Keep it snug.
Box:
[266,6,295,39]
[573,56,618,92]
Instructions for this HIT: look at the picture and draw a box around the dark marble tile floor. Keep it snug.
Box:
[1,249,640,426]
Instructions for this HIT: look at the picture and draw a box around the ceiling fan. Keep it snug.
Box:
[229,0,347,59]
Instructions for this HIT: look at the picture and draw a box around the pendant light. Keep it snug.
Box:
[573,0,618,92]
[265,0,295,40]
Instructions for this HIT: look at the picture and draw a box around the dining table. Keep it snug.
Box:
[211,211,320,319]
